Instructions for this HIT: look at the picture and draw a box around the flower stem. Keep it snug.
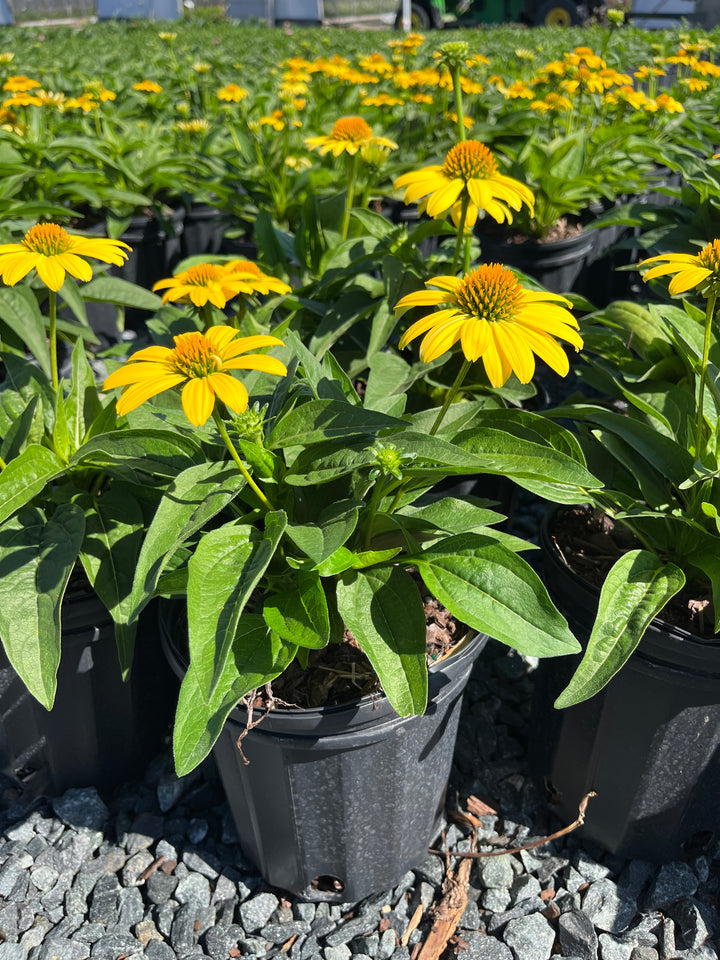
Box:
[341,152,359,242]
[695,290,717,460]
[212,408,275,511]
[200,303,216,331]
[48,289,58,391]
[452,195,470,274]
[452,64,466,143]
[430,358,472,436]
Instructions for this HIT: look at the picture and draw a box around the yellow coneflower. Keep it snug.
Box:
[153,263,250,309]
[394,140,533,230]
[304,115,397,157]
[640,240,720,296]
[133,80,162,93]
[176,119,211,134]
[222,260,292,297]
[650,93,684,114]
[361,94,404,107]
[192,62,212,74]
[395,264,581,387]
[217,83,247,103]
[2,75,39,92]
[103,326,287,427]
[0,223,129,292]
[682,77,709,93]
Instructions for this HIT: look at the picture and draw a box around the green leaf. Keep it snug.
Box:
[453,428,600,490]
[0,286,51,377]
[413,534,580,658]
[267,399,405,450]
[686,551,720,633]
[71,430,202,482]
[555,551,685,708]
[285,439,377,486]
[0,503,85,708]
[286,499,361,562]
[0,445,65,526]
[336,566,428,716]
[82,275,163,311]
[129,462,247,621]
[0,395,40,461]
[187,511,287,700]
[66,339,101,451]
[315,546,402,576]
[77,485,145,679]
[173,616,296,776]
[399,498,505,534]
[52,386,71,463]
[263,570,330,649]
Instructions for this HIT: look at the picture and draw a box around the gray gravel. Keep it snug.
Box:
[1,630,718,960]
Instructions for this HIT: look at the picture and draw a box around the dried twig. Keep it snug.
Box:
[236,683,279,765]
[137,855,167,883]
[414,828,477,960]
[401,905,424,947]
[430,792,597,860]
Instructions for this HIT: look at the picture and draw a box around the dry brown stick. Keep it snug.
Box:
[137,855,167,883]
[401,904,425,947]
[429,792,597,861]
[414,828,477,960]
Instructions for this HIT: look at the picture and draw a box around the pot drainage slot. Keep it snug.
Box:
[310,876,345,894]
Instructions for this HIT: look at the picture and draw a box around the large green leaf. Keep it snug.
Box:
[555,550,685,708]
[413,534,579,658]
[263,570,330,649]
[399,498,505,534]
[453,428,600,490]
[187,511,287,701]
[71,430,202,482]
[286,499,361,562]
[0,445,65,526]
[65,338,101,452]
[82,275,163,311]
[0,503,85,708]
[335,566,427,716]
[128,461,247,621]
[173,615,296,776]
[0,285,50,377]
[77,485,145,679]
[0,395,41,462]
[267,399,405,449]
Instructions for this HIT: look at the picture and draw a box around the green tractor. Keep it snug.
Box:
[396,0,605,29]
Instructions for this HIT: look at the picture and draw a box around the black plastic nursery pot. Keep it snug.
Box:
[0,590,176,806]
[530,506,720,862]
[477,228,597,296]
[180,202,226,259]
[163,619,486,902]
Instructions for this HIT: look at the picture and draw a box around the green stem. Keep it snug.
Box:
[340,152,359,242]
[212,408,275,512]
[695,290,717,460]
[200,303,216,331]
[430,358,472,436]
[452,194,470,274]
[48,289,58,391]
[0,453,6,471]
[452,63,466,143]
[362,475,395,551]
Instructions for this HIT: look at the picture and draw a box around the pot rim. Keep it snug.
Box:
[159,599,486,722]
[541,503,720,657]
